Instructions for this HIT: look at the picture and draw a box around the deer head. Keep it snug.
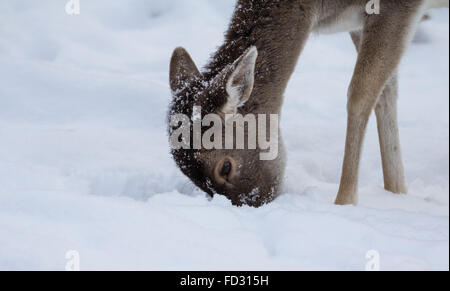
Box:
[168,46,284,207]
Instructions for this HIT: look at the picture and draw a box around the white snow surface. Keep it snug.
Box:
[0,1,448,271]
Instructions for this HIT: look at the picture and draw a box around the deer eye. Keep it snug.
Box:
[214,157,236,185]
[220,161,232,177]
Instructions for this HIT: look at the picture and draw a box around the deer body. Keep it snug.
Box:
[169,0,448,207]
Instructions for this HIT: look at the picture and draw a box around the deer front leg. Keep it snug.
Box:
[335,10,420,205]
[374,75,407,194]
[349,32,407,196]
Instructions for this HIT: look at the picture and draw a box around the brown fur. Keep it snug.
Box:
[169,0,448,207]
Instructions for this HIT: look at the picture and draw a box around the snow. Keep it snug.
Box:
[0,1,448,271]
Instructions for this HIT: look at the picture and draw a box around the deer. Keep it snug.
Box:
[168,0,449,207]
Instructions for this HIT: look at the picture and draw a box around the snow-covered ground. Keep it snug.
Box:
[0,1,448,271]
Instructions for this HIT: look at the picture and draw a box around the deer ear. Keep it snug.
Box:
[170,47,201,92]
[222,46,258,114]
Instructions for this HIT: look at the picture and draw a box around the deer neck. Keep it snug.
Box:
[203,0,316,115]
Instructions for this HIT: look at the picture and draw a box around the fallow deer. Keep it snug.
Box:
[168,0,449,207]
